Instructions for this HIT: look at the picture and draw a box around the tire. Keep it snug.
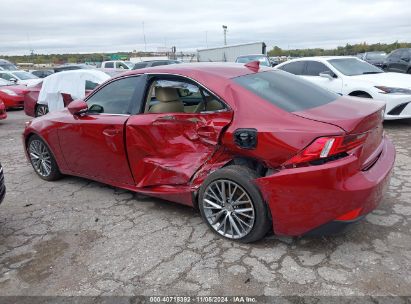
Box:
[407,68,411,74]
[198,165,271,243]
[27,135,62,181]
[35,104,49,117]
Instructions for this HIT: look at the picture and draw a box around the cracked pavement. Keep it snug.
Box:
[0,110,410,297]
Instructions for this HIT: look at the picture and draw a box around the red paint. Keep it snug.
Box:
[0,100,7,120]
[0,84,28,109]
[23,63,395,236]
[335,208,363,221]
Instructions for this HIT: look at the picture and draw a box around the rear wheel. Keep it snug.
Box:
[35,105,49,117]
[28,135,62,181]
[198,165,271,243]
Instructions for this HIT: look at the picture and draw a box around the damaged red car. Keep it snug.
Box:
[23,63,395,242]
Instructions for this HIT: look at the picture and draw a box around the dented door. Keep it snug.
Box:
[126,111,233,188]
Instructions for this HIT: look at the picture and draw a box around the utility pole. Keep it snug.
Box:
[142,22,147,52]
[222,25,228,46]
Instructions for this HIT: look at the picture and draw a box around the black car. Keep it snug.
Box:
[0,163,5,205]
[132,60,181,70]
[383,48,411,74]
[359,52,387,68]
[53,64,93,73]
[31,70,54,78]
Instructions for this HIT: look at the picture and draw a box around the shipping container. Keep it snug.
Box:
[197,42,266,62]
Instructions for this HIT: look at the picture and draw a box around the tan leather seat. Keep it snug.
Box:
[194,97,224,113]
[149,87,184,113]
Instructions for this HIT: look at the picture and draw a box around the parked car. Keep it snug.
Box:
[0,59,18,71]
[358,52,387,68]
[0,100,7,120]
[30,70,54,78]
[0,78,29,109]
[235,54,272,67]
[383,48,411,74]
[53,64,93,73]
[101,60,133,70]
[24,70,110,117]
[23,63,395,242]
[0,162,4,205]
[132,60,181,70]
[276,56,411,120]
[0,70,41,86]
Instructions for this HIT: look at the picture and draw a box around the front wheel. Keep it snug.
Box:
[28,135,62,181]
[198,165,271,243]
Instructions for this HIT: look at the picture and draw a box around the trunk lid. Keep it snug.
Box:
[293,96,385,168]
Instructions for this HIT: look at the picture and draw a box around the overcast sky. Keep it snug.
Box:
[1,0,411,55]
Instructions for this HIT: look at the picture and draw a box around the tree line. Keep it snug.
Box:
[2,41,411,64]
[268,41,411,57]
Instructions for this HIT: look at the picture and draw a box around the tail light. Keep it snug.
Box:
[283,133,368,168]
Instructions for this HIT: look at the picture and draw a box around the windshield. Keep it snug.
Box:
[234,70,339,112]
[0,62,18,71]
[365,53,386,60]
[125,61,134,68]
[12,71,39,80]
[236,55,270,67]
[328,58,383,76]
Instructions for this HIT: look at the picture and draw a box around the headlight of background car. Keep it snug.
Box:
[375,86,411,95]
[0,89,18,96]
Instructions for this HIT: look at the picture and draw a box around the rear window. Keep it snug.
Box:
[233,70,338,112]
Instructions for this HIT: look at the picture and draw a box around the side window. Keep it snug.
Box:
[389,50,401,60]
[133,63,148,69]
[117,62,129,69]
[105,62,114,68]
[151,61,166,67]
[144,78,226,114]
[86,76,141,114]
[278,61,305,75]
[304,61,332,76]
[0,73,12,81]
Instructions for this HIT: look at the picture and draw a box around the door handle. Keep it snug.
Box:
[103,128,120,136]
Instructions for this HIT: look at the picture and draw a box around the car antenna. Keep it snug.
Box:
[245,61,260,72]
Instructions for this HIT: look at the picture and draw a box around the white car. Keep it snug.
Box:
[101,60,133,70]
[275,56,411,120]
[0,70,41,86]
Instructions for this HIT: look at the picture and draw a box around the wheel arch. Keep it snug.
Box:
[348,90,373,98]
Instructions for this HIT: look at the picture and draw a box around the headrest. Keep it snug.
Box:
[155,87,179,103]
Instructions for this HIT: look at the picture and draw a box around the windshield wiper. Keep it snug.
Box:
[362,71,382,74]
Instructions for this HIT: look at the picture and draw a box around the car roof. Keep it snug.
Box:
[120,62,271,80]
[279,56,359,64]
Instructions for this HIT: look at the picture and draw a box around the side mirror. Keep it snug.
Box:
[68,100,88,115]
[319,72,334,80]
[9,77,17,83]
[401,57,410,62]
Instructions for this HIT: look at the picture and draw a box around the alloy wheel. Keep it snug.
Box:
[36,105,48,117]
[29,140,52,177]
[202,179,255,239]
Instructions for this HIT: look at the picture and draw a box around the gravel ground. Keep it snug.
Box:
[0,110,410,298]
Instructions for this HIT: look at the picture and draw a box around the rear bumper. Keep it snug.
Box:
[255,137,395,236]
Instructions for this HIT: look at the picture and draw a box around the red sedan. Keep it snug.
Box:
[0,79,28,109]
[23,63,395,242]
[0,99,7,120]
